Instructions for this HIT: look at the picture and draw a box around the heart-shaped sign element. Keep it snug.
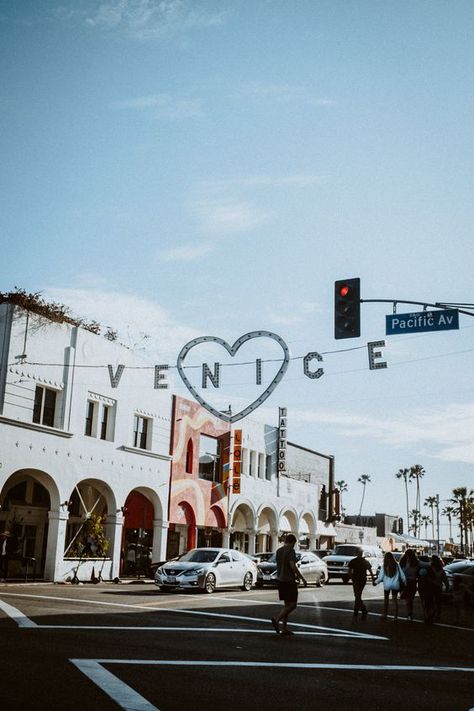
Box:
[176,331,290,423]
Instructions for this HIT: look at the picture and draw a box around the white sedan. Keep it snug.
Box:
[155,547,257,594]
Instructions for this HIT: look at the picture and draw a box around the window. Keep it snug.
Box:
[258,453,265,479]
[198,435,221,482]
[242,448,249,475]
[85,401,96,436]
[100,405,110,440]
[185,439,194,474]
[85,395,115,441]
[265,454,272,480]
[249,450,256,477]
[33,385,57,427]
[133,415,150,450]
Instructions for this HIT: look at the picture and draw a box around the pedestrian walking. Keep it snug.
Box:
[430,555,449,622]
[399,549,420,621]
[271,534,307,635]
[348,549,375,619]
[0,530,15,582]
[374,551,406,622]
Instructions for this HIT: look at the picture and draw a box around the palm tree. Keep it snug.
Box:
[442,505,455,541]
[395,467,411,534]
[410,508,420,538]
[424,496,437,539]
[335,480,348,521]
[420,514,431,539]
[357,474,371,518]
[466,496,474,555]
[409,464,426,525]
[451,488,474,554]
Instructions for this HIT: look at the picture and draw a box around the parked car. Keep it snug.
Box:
[311,549,333,559]
[444,560,474,592]
[325,544,384,583]
[154,547,257,594]
[256,550,328,587]
[254,552,274,563]
[452,565,474,606]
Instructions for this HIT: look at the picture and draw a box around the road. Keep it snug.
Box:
[0,579,473,711]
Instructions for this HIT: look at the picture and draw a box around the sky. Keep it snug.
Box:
[1,0,473,540]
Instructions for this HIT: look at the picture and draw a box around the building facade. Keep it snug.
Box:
[0,301,336,581]
[167,396,336,558]
[0,302,172,582]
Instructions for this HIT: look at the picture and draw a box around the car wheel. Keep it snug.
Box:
[204,573,216,594]
[316,573,325,588]
[241,572,253,591]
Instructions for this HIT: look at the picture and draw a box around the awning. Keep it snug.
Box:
[390,533,429,547]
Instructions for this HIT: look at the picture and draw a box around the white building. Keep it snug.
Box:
[0,301,172,582]
[229,420,336,553]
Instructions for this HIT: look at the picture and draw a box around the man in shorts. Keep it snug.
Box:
[271,534,307,635]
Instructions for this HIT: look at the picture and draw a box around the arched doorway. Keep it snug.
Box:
[0,469,57,579]
[197,506,225,548]
[167,501,196,558]
[64,480,110,558]
[121,490,155,577]
[230,502,255,553]
[256,505,278,553]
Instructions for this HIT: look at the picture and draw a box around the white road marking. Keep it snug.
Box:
[70,657,474,711]
[81,659,474,672]
[0,598,37,627]
[32,625,369,637]
[71,659,160,711]
[0,592,387,640]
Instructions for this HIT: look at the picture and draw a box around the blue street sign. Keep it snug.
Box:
[386,309,459,335]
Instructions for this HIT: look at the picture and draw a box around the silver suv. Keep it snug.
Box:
[325,544,383,583]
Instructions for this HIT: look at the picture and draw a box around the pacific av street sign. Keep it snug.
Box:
[386,309,459,335]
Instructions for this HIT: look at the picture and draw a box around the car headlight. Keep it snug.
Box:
[184,567,204,577]
[156,567,164,575]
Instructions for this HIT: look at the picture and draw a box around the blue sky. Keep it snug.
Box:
[1,1,473,537]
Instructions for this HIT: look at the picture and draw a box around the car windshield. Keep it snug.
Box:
[334,545,361,557]
[178,549,219,563]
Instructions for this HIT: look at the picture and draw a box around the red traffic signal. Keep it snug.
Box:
[334,278,361,339]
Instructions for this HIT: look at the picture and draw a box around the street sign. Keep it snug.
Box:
[386,309,459,335]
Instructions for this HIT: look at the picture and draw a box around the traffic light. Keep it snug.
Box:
[334,278,361,339]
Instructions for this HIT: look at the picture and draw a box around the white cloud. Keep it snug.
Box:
[188,171,322,237]
[43,286,198,361]
[84,0,227,40]
[288,403,474,464]
[191,197,269,235]
[264,301,321,327]
[158,242,213,262]
[112,93,203,118]
[233,82,335,108]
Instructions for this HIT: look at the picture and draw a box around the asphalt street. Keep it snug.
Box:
[0,580,472,711]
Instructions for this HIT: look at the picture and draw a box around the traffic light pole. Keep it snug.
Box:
[360,298,474,319]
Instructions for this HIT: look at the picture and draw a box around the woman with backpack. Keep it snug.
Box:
[374,551,406,622]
